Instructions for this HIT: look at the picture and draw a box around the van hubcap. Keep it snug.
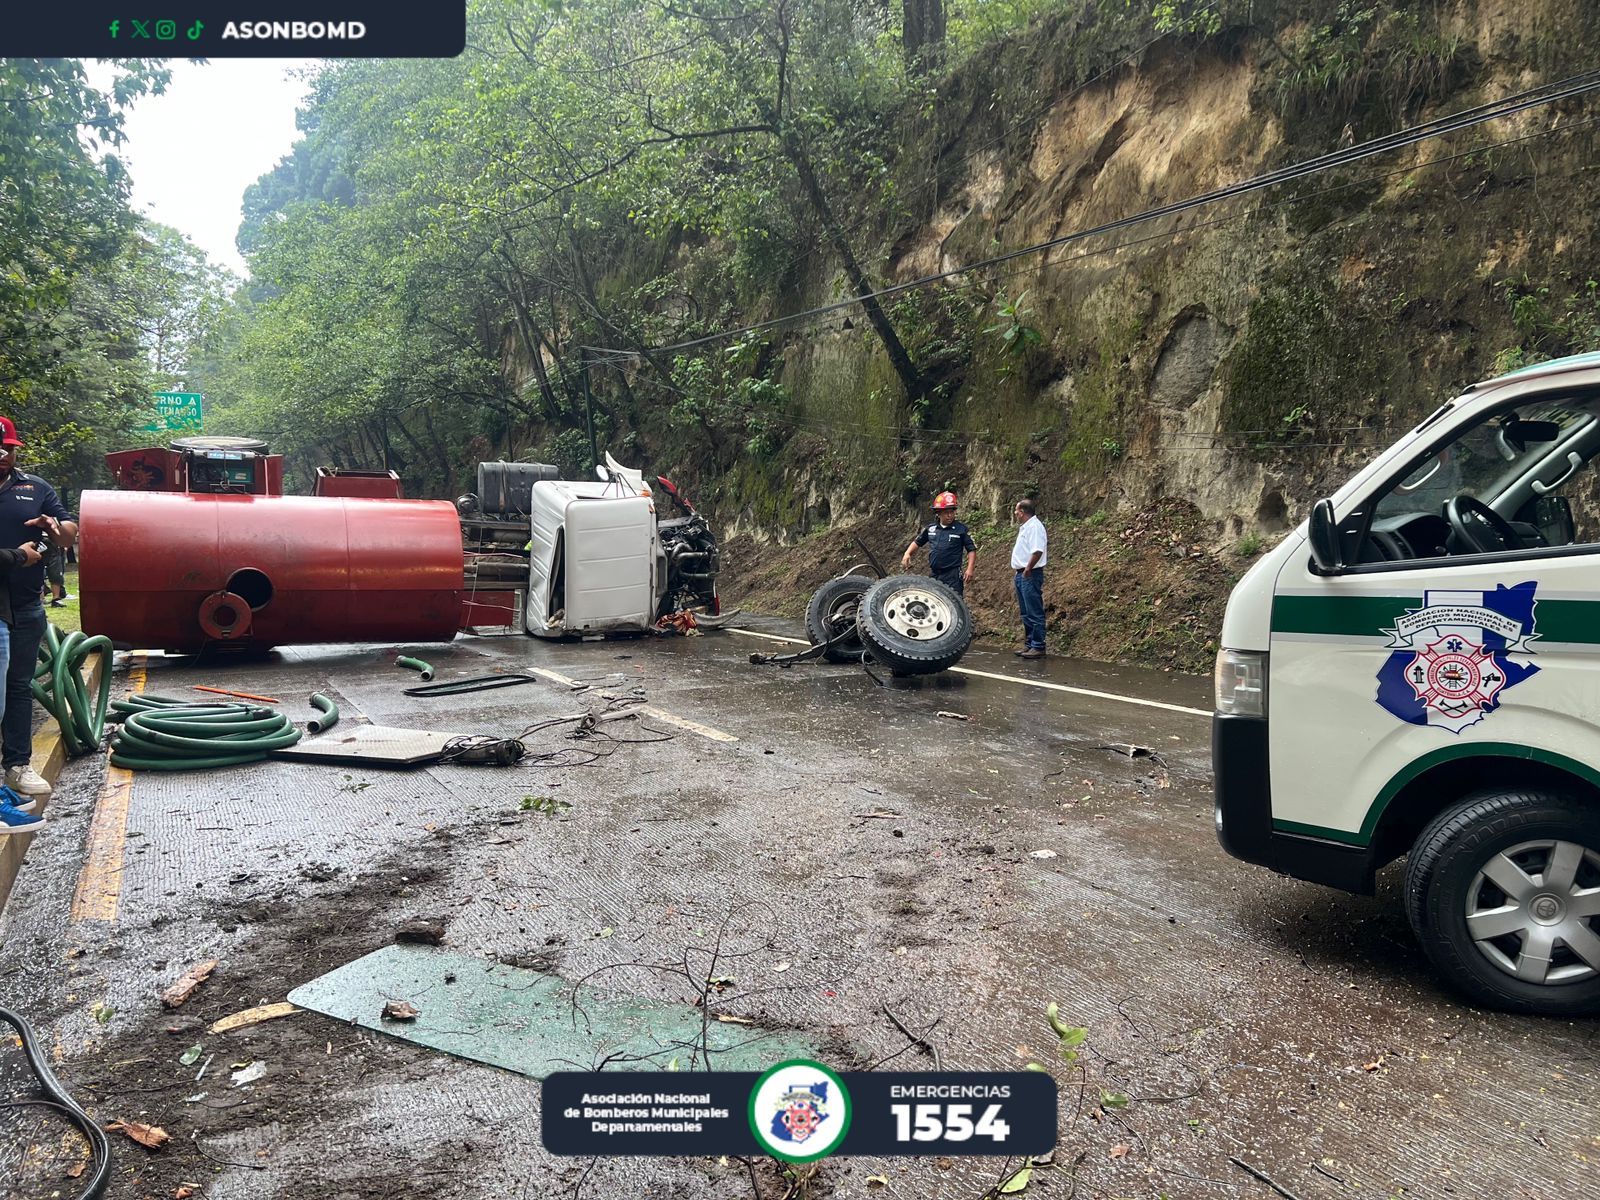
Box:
[1465,839,1600,985]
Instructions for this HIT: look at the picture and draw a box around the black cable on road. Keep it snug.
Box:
[403,673,543,697]
[0,1005,111,1200]
[589,67,1600,362]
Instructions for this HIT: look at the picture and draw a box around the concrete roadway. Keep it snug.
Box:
[0,621,1595,1199]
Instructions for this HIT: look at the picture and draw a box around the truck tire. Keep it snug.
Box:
[1404,789,1600,1015]
[805,575,871,663]
[854,574,972,675]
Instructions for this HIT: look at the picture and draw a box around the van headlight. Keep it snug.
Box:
[1214,648,1267,716]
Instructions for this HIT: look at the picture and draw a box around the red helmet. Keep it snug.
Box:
[932,491,958,511]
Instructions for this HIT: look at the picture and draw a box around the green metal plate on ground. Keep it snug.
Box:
[287,944,817,1077]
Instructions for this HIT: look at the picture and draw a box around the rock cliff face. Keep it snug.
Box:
[698,1,1600,668]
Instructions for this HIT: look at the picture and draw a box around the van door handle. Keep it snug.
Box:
[1532,451,1582,496]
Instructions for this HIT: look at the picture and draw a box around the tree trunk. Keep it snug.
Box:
[769,111,925,402]
[903,0,945,73]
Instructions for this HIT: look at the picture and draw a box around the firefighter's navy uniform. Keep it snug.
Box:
[914,520,976,595]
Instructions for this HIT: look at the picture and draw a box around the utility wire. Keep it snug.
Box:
[586,67,1600,364]
[756,11,1214,288]
[586,109,1600,394]
[578,109,1600,458]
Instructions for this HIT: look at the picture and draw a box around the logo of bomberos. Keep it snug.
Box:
[748,1059,852,1161]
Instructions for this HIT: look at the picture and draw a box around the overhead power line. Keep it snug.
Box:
[588,67,1600,365]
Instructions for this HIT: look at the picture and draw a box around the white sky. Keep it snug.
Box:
[82,59,319,276]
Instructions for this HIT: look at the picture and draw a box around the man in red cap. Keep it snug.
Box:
[901,490,976,595]
[0,415,77,801]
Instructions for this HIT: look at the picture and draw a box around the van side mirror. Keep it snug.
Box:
[1307,498,1345,575]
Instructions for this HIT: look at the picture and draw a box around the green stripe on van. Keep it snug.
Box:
[1271,594,1600,643]
[1272,743,1600,846]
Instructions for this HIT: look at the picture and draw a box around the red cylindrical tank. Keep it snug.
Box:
[79,491,464,651]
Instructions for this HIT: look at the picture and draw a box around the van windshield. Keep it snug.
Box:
[1376,396,1597,520]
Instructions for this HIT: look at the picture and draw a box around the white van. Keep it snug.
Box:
[1215,351,1600,1014]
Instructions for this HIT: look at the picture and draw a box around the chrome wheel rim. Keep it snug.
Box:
[880,586,953,640]
[1466,839,1600,984]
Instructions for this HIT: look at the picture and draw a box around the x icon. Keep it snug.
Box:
[130,19,150,37]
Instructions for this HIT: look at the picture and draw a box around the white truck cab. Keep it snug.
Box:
[1215,351,1600,1014]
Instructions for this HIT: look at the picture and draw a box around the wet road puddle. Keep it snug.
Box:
[288,944,818,1077]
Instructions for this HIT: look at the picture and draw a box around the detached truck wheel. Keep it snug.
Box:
[805,575,872,663]
[1404,789,1600,1015]
[854,574,973,675]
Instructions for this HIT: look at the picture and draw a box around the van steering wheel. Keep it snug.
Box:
[1445,494,1519,554]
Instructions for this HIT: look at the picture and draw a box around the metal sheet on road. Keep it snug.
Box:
[288,943,817,1075]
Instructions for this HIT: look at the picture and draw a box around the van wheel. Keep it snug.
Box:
[854,575,973,675]
[804,575,871,663]
[1405,790,1600,1015]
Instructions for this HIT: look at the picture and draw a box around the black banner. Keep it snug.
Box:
[5,3,465,58]
[543,1068,1057,1161]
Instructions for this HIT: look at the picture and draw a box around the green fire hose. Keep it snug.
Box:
[32,625,114,757]
[395,655,435,682]
[307,691,339,733]
[108,694,302,771]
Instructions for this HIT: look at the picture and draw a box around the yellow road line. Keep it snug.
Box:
[726,627,1212,718]
[70,655,146,923]
[525,665,739,743]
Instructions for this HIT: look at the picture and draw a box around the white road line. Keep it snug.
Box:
[526,666,740,743]
[638,709,740,743]
[728,628,1212,718]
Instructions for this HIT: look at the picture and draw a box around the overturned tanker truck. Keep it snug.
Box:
[82,437,721,652]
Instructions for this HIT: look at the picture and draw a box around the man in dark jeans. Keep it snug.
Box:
[1009,498,1048,659]
[0,416,77,799]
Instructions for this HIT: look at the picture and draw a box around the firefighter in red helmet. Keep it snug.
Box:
[901,490,976,595]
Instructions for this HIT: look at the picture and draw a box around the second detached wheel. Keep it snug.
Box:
[804,574,872,663]
[854,574,973,675]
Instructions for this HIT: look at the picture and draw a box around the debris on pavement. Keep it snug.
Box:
[381,1000,421,1021]
[229,1060,267,1087]
[178,1044,204,1065]
[654,610,703,636]
[107,1120,169,1150]
[394,917,447,946]
[161,959,218,1008]
[208,1002,299,1035]
[1096,742,1168,767]
[1029,849,1058,859]
[193,685,281,703]
[936,710,971,721]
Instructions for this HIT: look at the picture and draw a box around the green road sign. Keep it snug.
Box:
[144,392,203,432]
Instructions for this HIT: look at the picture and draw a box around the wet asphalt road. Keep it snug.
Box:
[1,621,1597,1200]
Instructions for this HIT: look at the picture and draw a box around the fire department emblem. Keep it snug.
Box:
[749,1060,852,1161]
[774,1083,827,1143]
[1376,582,1539,734]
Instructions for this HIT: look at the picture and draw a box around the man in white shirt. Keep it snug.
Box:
[1009,498,1048,659]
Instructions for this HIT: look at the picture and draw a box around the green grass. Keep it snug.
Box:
[45,566,81,634]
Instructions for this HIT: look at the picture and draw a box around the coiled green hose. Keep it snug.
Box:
[32,625,114,756]
[108,694,302,771]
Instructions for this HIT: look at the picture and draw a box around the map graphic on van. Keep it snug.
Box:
[1376,582,1540,734]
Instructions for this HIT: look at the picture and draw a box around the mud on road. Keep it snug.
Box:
[1,623,1595,1200]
